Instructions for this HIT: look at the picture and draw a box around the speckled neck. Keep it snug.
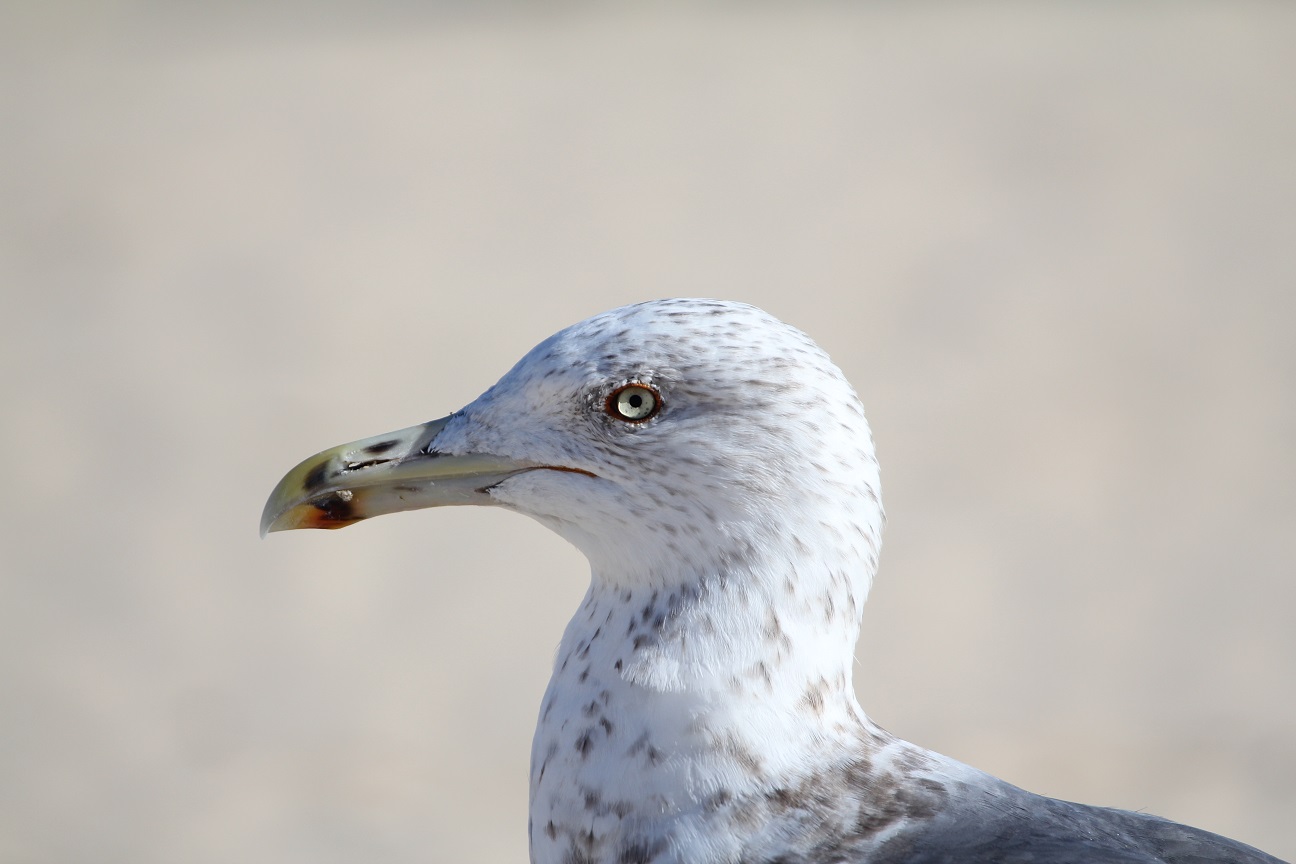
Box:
[527,548,899,864]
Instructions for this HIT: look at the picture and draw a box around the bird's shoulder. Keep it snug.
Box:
[851,775,1287,864]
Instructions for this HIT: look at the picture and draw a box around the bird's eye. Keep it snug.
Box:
[606,384,660,423]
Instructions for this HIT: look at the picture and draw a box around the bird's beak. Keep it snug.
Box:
[260,414,536,537]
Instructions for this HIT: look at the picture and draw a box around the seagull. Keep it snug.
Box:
[262,299,1285,864]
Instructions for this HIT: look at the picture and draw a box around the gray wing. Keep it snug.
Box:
[869,779,1287,864]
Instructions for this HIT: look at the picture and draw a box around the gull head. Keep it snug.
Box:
[262,298,883,588]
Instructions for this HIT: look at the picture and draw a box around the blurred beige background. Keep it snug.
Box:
[2,3,1293,862]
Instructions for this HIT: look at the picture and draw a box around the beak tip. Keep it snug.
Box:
[260,497,370,536]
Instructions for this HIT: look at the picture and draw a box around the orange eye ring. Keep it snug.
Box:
[606,383,661,423]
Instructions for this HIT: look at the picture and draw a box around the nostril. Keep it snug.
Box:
[342,458,393,472]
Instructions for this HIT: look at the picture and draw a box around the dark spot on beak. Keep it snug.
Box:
[304,462,330,491]
[364,439,400,455]
[312,491,356,523]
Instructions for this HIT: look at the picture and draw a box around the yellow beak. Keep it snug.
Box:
[260,414,536,537]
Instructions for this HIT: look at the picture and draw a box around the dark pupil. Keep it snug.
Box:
[628,394,642,408]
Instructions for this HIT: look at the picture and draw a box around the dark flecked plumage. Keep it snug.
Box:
[265,299,1287,864]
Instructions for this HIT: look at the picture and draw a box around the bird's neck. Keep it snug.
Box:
[528,551,882,864]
